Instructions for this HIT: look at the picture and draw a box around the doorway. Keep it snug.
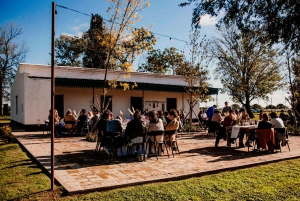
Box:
[166,98,177,112]
[131,97,143,112]
[55,95,64,118]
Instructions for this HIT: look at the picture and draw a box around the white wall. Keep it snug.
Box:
[11,71,26,123]
[57,87,199,119]
[11,63,205,126]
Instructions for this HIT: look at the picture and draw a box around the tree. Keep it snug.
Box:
[231,104,240,110]
[251,104,263,110]
[265,105,276,109]
[96,0,155,112]
[276,103,288,109]
[137,47,184,74]
[179,0,300,52]
[0,23,27,115]
[178,30,212,127]
[55,35,84,66]
[82,14,108,69]
[209,25,282,118]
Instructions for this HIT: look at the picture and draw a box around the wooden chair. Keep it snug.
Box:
[146,130,169,160]
[164,130,180,157]
[64,120,76,134]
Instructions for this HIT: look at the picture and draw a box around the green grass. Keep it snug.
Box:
[1,140,300,200]
[0,139,52,201]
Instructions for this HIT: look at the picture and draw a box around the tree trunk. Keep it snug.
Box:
[245,97,254,119]
[189,94,193,129]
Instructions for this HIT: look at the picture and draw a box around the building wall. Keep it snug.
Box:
[56,87,199,120]
[11,72,26,124]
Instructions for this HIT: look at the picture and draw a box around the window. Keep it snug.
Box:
[16,96,18,115]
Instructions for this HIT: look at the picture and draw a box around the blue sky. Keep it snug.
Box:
[0,0,288,107]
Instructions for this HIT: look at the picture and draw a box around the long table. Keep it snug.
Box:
[225,125,258,152]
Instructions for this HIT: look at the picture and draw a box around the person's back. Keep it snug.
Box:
[206,106,215,119]
[270,117,285,128]
[258,121,272,129]
[106,119,123,133]
[279,110,287,121]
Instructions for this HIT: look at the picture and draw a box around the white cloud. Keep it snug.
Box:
[61,32,74,37]
[199,14,217,26]
[70,22,89,37]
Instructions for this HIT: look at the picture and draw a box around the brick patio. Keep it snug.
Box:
[13,131,300,194]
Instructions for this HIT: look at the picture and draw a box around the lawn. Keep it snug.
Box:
[1,140,300,201]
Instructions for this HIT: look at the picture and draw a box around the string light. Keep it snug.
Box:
[56,4,189,44]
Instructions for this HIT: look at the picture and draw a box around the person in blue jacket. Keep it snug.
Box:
[206,105,217,134]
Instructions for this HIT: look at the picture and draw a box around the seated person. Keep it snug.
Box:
[279,110,288,122]
[97,111,110,134]
[48,109,63,136]
[258,113,272,129]
[125,111,144,140]
[165,109,180,147]
[215,110,236,147]
[124,111,144,154]
[211,110,222,123]
[256,113,272,149]
[287,109,296,126]
[158,110,167,127]
[90,109,100,128]
[77,109,88,134]
[64,109,76,133]
[200,110,208,128]
[209,110,222,134]
[147,110,165,154]
[269,112,287,147]
[238,108,253,147]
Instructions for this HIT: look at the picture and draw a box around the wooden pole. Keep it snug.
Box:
[51,1,56,191]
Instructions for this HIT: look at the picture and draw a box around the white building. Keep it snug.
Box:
[11,63,219,131]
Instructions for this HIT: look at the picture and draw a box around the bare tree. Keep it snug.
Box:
[0,23,28,115]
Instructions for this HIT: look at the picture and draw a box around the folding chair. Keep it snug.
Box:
[274,128,290,152]
[208,121,220,136]
[43,120,50,134]
[146,130,169,160]
[94,131,122,159]
[164,130,180,157]
[127,131,146,161]
[225,126,238,148]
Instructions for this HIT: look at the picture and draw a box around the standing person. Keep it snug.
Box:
[259,110,264,120]
[222,102,232,116]
[206,105,217,134]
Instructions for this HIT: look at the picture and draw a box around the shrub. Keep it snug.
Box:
[0,125,15,143]
[86,132,98,142]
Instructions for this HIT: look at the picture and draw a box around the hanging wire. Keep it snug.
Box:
[56,4,189,44]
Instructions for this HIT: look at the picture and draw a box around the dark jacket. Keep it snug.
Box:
[258,121,272,129]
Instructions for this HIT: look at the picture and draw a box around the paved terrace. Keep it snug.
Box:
[13,131,300,194]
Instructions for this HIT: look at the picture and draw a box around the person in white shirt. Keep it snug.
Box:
[269,112,287,147]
